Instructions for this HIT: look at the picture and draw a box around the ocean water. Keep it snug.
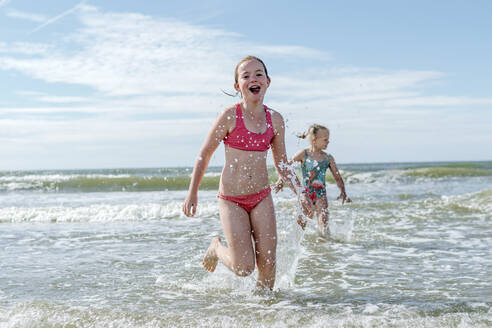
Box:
[0,162,491,327]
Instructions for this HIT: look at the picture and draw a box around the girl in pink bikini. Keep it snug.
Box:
[182,56,312,290]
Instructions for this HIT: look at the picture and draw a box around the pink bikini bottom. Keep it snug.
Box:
[218,186,271,213]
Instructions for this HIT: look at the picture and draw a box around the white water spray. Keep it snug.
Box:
[274,160,309,289]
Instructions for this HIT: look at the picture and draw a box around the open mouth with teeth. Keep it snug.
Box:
[249,86,261,94]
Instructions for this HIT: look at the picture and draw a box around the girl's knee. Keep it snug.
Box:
[234,262,255,276]
[231,255,255,276]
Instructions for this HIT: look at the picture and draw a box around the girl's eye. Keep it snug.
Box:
[256,73,263,76]
[243,75,249,79]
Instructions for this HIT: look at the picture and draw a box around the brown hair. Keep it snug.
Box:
[234,56,269,84]
[223,56,270,97]
[298,124,329,143]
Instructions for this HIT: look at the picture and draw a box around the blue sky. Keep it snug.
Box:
[0,0,491,170]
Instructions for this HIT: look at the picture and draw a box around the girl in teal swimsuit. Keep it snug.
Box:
[275,124,351,236]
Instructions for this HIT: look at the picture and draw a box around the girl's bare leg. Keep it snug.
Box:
[203,198,256,276]
[315,195,329,237]
[250,194,277,290]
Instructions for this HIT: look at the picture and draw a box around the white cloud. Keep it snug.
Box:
[0,117,212,143]
[30,0,88,33]
[0,42,51,54]
[0,4,490,168]
[2,5,487,112]
[253,45,330,60]
[15,91,92,104]
[1,106,95,114]
[269,70,444,100]
[0,4,328,98]
[365,96,492,107]
[0,0,10,8]
[6,9,46,22]
[36,96,91,103]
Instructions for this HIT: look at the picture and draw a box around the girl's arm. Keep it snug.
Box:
[182,109,231,217]
[329,156,351,204]
[273,149,305,192]
[269,114,301,193]
[291,149,306,164]
[270,112,313,217]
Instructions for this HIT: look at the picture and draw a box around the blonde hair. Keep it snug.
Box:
[298,124,329,144]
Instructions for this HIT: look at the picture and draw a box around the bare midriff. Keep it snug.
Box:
[219,145,270,196]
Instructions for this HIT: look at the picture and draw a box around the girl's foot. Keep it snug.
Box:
[202,237,220,272]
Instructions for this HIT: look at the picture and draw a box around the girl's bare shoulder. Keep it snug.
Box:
[266,107,285,134]
[321,150,332,160]
[265,106,281,119]
[292,148,308,162]
[215,105,237,127]
[221,105,237,117]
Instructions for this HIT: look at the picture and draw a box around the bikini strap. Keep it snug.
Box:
[264,105,273,127]
[234,103,244,129]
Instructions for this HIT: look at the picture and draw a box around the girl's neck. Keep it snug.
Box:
[241,99,264,114]
[309,145,323,153]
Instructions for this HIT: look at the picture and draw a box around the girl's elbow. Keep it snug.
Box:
[195,154,207,164]
[199,147,215,160]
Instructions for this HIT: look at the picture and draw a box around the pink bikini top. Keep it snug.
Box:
[223,103,275,151]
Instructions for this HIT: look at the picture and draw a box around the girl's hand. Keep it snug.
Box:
[337,192,352,205]
[297,215,307,230]
[300,191,314,218]
[182,193,198,217]
[272,179,284,193]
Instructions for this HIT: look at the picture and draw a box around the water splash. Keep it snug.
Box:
[276,219,304,289]
[274,160,317,289]
[328,215,355,242]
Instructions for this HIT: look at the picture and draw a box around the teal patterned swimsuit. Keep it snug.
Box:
[301,150,331,201]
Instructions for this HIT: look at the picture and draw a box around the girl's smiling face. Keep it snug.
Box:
[234,59,270,101]
[313,129,330,150]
